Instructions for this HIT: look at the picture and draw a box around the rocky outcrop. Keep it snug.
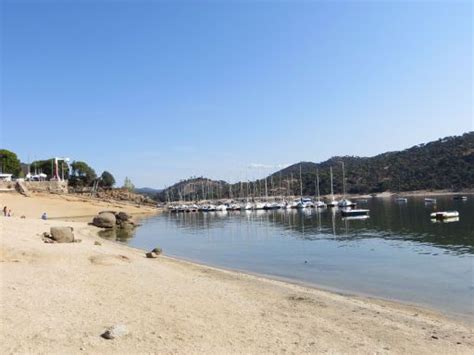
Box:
[92,211,136,230]
[92,212,116,228]
[42,226,81,243]
[50,226,75,243]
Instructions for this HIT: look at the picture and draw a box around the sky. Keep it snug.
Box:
[1,0,472,188]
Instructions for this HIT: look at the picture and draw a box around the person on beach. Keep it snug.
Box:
[3,206,7,216]
[7,209,12,217]
[41,212,47,220]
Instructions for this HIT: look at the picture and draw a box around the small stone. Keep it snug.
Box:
[431,335,438,340]
[80,347,85,351]
[101,324,129,339]
[146,252,158,259]
[94,241,102,246]
[151,247,162,255]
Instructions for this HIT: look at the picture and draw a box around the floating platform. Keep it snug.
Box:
[340,209,370,217]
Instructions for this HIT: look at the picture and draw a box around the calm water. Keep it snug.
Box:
[103,196,474,318]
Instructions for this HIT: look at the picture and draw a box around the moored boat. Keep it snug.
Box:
[395,197,408,203]
[424,198,437,204]
[453,195,468,201]
[430,211,459,219]
[338,199,356,208]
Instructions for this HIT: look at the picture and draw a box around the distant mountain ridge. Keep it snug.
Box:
[156,132,474,202]
[134,187,162,199]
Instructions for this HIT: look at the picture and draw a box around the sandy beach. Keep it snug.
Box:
[1,193,473,354]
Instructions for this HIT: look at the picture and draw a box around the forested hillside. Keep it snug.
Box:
[156,132,474,201]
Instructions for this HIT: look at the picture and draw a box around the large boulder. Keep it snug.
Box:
[115,212,131,222]
[50,226,75,243]
[92,212,116,228]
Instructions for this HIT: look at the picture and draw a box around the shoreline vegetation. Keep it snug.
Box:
[1,192,473,353]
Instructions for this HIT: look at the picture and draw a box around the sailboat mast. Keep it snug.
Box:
[316,168,321,202]
[299,164,303,198]
[330,166,334,200]
[341,161,346,198]
[265,177,268,199]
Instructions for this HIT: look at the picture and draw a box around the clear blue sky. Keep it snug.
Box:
[1,0,472,187]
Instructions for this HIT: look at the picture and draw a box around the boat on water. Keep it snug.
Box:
[424,198,437,204]
[340,208,369,217]
[253,202,266,210]
[430,211,459,220]
[226,203,241,211]
[296,198,314,209]
[242,202,253,210]
[314,169,327,208]
[395,197,408,203]
[453,195,468,201]
[338,199,356,208]
[263,202,280,210]
[216,204,227,211]
[338,162,355,208]
[328,167,339,207]
[315,200,326,208]
[186,204,198,212]
[285,199,299,209]
[356,199,368,203]
[200,204,217,212]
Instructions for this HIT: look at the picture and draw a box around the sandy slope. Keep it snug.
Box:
[1,214,473,354]
[0,192,156,220]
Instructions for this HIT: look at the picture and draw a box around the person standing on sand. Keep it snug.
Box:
[3,206,7,216]
[41,212,47,220]
[7,209,12,217]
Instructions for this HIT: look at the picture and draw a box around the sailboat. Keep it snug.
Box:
[338,161,355,208]
[296,164,312,208]
[314,168,326,208]
[327,166,339,207]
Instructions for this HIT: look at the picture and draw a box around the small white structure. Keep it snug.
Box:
[26,173,47,181]
[0,173,13,181]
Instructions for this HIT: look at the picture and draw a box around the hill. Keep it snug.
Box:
[134,187,162,200]
[156,132,474,202]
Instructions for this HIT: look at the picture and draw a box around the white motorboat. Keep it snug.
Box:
[296,198,313,209]
[216,204,227,211]
[338,199,355,208]
[315,200,326,208]
[243,202,253,210]
[424,198,437,204]
[430,211,459,219]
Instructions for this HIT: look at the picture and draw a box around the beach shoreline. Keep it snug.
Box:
[1,192,473,354]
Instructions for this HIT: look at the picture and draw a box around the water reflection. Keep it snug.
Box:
[98,226,136,242]
[160,197,474,255]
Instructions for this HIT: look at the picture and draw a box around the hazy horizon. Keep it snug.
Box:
[1,1,472,188]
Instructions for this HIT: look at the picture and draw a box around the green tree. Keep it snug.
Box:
[123,177,135,191]
[0,149,21,176]
[70,161,97,187]
[30,159,70,179]
[100,171,116,188]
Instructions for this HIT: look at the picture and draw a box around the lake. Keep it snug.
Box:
[102,196,474,318]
